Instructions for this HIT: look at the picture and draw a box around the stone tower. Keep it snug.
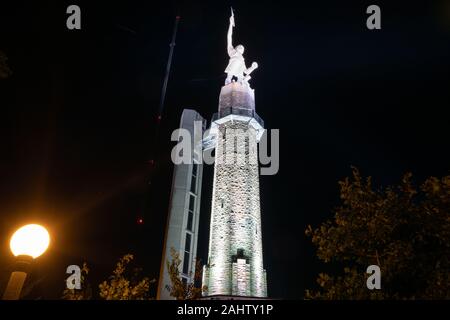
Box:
[202,82,267,297]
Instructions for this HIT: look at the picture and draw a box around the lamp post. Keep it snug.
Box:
[2,224,50,300]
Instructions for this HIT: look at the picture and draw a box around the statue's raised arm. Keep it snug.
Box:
[227,13,235,56]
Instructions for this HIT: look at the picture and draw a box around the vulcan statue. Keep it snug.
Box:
[225,9,258,85]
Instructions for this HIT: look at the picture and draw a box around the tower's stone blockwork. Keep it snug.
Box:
[203,82,267,297]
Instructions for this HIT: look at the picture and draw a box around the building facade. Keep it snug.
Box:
[157,109,205,300]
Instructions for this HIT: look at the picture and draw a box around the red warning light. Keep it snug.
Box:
[137,218,144,225]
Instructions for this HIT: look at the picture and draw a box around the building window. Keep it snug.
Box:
[183,233,192,275]
[187,211,193,231]
[183,251,190,275]
[189,194,195,212]
[187,194,195,231]
[185,233,192,252]
[190,164,197,194]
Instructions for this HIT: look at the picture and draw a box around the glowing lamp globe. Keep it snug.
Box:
[10,224,50,259]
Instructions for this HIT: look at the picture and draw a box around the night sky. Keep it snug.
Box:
[0,0,449,299]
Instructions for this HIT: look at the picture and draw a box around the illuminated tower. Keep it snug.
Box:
[202,81,267,297]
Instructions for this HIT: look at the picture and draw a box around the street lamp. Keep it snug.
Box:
[2,224,50,300]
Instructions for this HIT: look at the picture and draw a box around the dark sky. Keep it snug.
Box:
[0,0,449,299]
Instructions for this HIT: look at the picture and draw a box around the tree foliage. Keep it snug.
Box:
[99,254,155,300]
[62,254,155,300]
[306,168,450,299]
[166,247,206,300]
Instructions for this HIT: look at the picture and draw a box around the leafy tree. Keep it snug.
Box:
[166,247,206,300]
[62,263,92,300]
[62,254,155,300]
[0,50,12,79]
[99,254,155,300]
[305,168,450,299]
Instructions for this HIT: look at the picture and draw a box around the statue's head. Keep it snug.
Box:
[236,45,245,54]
